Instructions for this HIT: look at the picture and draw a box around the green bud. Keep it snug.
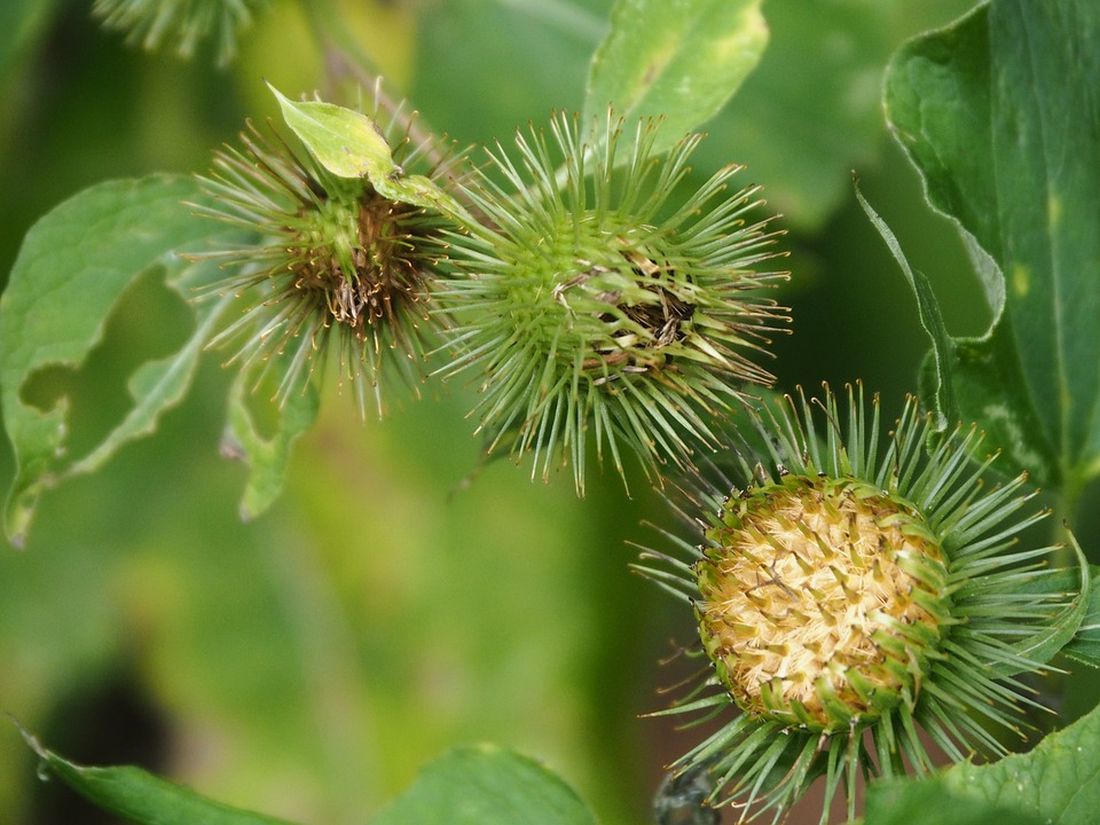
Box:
[194,99,454,416]
[436,113,790,494]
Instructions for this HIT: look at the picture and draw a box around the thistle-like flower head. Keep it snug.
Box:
[698,473,949,732]
[437,113,789,493]
[637,384,1074,823]
[195,93,455,415]
[93,0,264,66]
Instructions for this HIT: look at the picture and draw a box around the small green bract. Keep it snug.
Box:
[637,385,1070,824]
[435,113,790,494]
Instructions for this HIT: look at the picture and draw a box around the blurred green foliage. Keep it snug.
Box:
[12,1,1088,824]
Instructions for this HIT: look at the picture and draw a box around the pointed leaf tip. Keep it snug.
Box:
[584,0,768,155]
[268,82,389,180]
[267,83,466,217]
[853,182,957,433]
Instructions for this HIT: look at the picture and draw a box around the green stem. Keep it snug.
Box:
[301,0,371,68]
[1052,474,1084,565]
[299,0,448,169]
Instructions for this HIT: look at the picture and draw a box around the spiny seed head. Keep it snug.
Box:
[195,97,453,416]
[697,475,949,731]
[436,112,790,494]
[92,0,264,66]
[636,384,1078,823]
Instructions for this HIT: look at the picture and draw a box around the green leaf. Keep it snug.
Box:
[64,278,232,482]
[865,779,1042,825]
[691,1,973,230]
[583,0,767,152]
[884,0,1100,490]
[0,175,230,547]
[854,181,957,430]
[267,84,464,216]
[865,700,1100,825]
[221,361,319,522]
[373,744,599,825]
[16,727,297,825]
[268,83,395,179]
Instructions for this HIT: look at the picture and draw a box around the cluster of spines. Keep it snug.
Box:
[92,0,263,66]
[195,96,456,417]
[634,384,1068,823]
[433,112,789,494]
[196,102,792,494]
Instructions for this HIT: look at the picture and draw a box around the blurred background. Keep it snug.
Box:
[3,0,1072,823]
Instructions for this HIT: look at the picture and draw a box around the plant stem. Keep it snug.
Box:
[299,0,447,169]
[1052,474,1085,565]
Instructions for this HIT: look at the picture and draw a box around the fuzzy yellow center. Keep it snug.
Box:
[697,475,947,731]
